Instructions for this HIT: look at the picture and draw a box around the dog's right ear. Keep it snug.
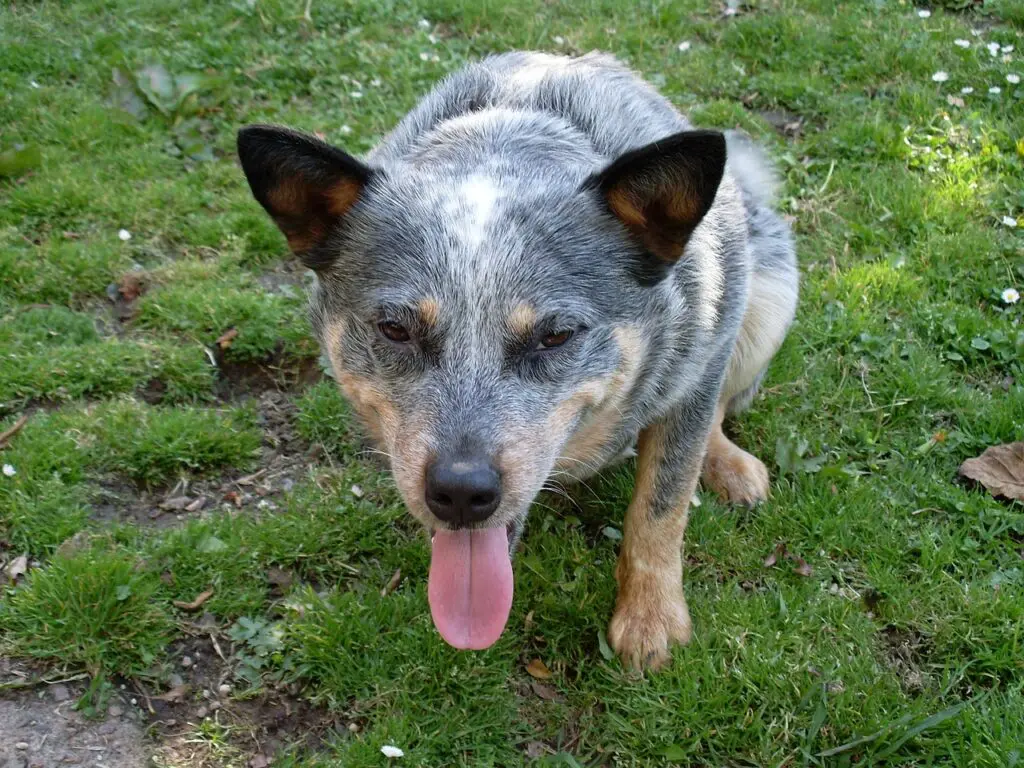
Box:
[585,130,726,282]
[237,125,373,270]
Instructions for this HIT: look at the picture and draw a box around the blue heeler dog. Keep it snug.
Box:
[237,52,797,670]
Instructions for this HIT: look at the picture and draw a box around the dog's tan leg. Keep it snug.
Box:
[607,419,706,670]
[701,404,770,506]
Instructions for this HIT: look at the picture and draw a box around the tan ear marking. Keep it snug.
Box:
[325,178,364,217]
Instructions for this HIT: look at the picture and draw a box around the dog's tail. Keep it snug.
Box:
[724,130,780,209]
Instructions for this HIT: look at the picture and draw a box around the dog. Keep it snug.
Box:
[237,51,797,669]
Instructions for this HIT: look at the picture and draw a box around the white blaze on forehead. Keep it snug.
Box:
[456,174,499,250]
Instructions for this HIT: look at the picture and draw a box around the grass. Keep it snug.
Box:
[0,0,1022,765]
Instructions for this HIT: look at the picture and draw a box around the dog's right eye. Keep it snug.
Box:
[378,321,411,343]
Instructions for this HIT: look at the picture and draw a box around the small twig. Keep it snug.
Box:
[209,633,228,663]
[0,414,29,449]
[131,680,156,716]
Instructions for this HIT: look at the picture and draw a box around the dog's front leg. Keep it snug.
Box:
[607,392,717,670]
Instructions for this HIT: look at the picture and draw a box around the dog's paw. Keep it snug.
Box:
[607,573,691,671]
[702,445,770,507]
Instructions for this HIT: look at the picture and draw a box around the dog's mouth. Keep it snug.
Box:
[426,520,522,651]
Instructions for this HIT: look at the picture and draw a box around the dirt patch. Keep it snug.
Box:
[89,390,321,529]
[145,631,344,767]
[880,625,930,694]
[0,685,150,768]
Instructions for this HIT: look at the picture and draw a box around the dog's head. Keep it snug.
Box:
[238,122,725,648]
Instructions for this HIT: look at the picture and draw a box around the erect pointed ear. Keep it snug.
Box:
[237,125,373,270]
[587,130,726,269]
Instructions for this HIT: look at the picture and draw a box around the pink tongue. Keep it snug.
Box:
[428,527,513,651]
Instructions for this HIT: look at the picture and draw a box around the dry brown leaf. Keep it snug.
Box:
[0,414,29,449]
[5,554,28,582]
[152,684,191,702]
[764,542,786,567]
[173,588,214,611]
[530,681,565,702]
[215,328,239,349]
[526,658,552,680]
[381,568,402,596]
[793,557,813,577]
[959,442,1024,501]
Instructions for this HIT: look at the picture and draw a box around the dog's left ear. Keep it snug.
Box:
[587,130,726,267]
[237,125,374,270]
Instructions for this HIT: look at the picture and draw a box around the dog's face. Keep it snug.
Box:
[238,124,724,647]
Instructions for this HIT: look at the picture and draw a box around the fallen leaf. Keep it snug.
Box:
[173,588,214,611]
[526,658,552,680]
[223,491,242,508]
[946,94,966,108]
[215,328,238,349]
[793,557,813,577]
[959,442,1024,501]
[161,496,192,511]
[248,755,271,768]
[764,542,787,567]
[530,680,565,702]
[5,554,28,582]
[524,610,535,631]
[597,629,615,661]
[152,684,191,702]
[185,496,207,513]
[0,415,29,450]
[381,568,401,596]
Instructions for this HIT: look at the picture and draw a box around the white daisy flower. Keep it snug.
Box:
[428,33,438,44]
[1007,73,1021,84]
[987,42,1000,56]
[1002,215,1018,227]
[2,464,15,477]
[351,90,362,99]
[961,86,974,94]
[552,35,565,45]
[917,9,931,17]
[370,78,382,88]
[1002,288,1020,304]
[954,39,971,48]
[339,124,352,136]
[417,18,431,29]
[677,40,692,53]
[1002,45,1014,54]
[118,229,132,241]
[989,86,1002,94]
[419,52,430,61]
[381,745,404,758]
[30,80,40,88]
[932,71,949,82]
[970,28,982,37]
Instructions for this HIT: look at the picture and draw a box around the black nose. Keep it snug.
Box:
[425,454,502,526]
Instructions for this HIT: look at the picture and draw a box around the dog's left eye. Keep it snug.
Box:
[536,330,574,350]
[378,321,411,343]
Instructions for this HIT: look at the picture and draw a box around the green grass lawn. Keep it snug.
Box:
[1,0,1022,765]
